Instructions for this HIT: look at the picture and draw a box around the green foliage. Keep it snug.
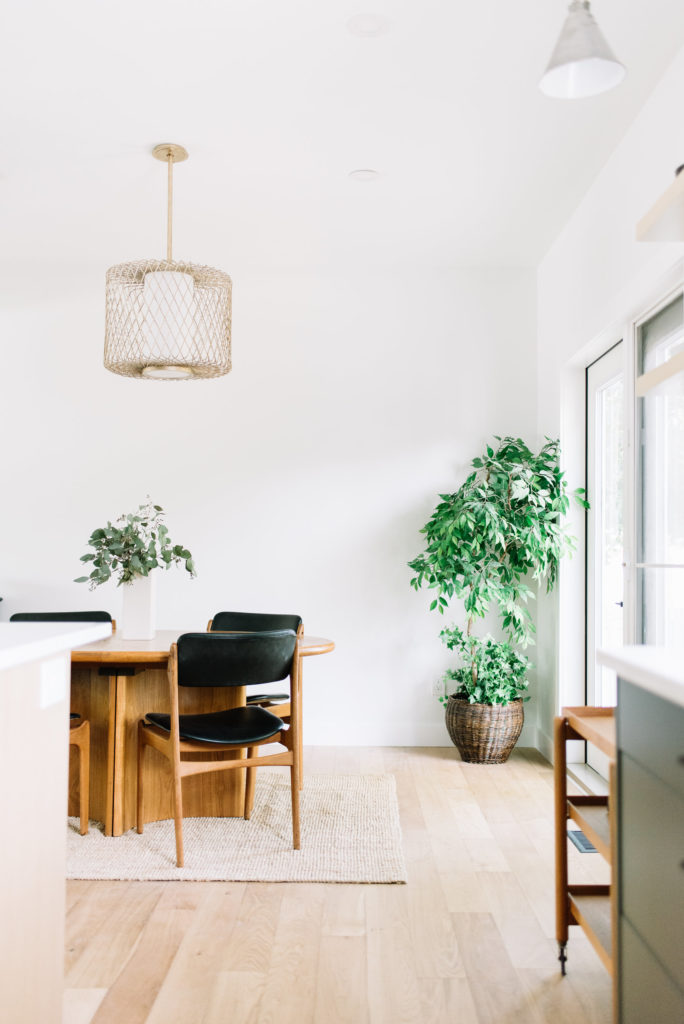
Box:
[438,627,529,706]
[74,498,196,589]
[409,436,587,707]
[409,436,587,646]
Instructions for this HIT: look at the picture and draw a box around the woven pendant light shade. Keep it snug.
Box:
[104,144,232,381]
[104,259,232,379]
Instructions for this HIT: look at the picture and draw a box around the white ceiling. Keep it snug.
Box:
[3,0,684,291]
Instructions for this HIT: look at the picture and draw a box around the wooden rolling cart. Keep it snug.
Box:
[554,706,617,997]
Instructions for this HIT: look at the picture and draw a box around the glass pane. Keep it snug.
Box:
[640,295,684,373]
[597,375,624,704]
[638,294,684,646]
[586,341,624,721]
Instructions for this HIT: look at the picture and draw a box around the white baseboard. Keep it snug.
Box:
[306,718,538,748]
[538,727,553,763]
[538,728,586,767]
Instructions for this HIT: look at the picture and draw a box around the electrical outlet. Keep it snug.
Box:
[431,678,445,698]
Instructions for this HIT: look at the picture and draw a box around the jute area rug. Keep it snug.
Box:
[66,773,407,883]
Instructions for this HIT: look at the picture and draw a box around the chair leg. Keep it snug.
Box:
[244,747,257,819]
[298,665,304,791]
[78,721,90,836]
[172,767,184,868]
[291,755,301,850]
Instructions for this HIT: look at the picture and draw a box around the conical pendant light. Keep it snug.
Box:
[539,1,625,99]
[104,144,232,380]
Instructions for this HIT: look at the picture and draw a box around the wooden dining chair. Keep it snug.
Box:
[10,610,114,626]
[206,612,303,715]
[9,610,114,835]
[208,611,306,788]
[136,629,301,868]
[68,715,90,835]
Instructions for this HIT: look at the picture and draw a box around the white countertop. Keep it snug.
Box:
[0,621,112,671]
[598,645,684,709]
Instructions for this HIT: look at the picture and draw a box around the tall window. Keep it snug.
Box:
[637,295,684,646]
[586,343,624,713]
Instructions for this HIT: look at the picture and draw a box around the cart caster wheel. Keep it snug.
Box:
[558,942,567,976]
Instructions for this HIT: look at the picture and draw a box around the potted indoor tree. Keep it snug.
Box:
[75,498,196,639]
[409,436,586,763]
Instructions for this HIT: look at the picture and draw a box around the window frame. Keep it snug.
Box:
[553,259,684,766]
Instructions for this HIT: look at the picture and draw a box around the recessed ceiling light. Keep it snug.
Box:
[349,169,380,182]
[346,13,390,38]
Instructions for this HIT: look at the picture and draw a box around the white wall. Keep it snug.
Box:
[536,44,684,758]
[1,266,537,745]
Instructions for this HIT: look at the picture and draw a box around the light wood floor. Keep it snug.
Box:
[63,746,612,1024]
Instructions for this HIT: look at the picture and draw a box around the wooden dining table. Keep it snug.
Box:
[70,630,334,835]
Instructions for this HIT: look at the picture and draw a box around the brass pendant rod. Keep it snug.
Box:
[152,144,187,261]
[167,151,173,262]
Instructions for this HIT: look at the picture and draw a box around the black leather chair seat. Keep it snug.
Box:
[145,704,284,745]
[70,713,80,720]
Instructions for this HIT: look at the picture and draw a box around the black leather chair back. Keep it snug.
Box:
[10,611,112,623]
[177,630,297,688]
[210,611,302,633]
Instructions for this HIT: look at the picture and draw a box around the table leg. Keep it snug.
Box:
[112,673,128,836]
[104,675,117,836]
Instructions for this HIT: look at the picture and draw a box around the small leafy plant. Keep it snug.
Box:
[75,499,196,589]
[438,627,529,706]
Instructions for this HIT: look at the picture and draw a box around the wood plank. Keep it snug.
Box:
[417,978,480,1024]
[86,882,206,1024]
[567,798,611,861]
[62,988,107,1024]
[143,883,248,1023]
[478,871,554,968]
[517,966,611,1024]
[66,883,164,987]
[203,971,266,1024]
[568,894,613,974]
[366,887,423,1023]
[566,968,615,1024]
[321,884,366,937]
[315,934,369,1024]
[216,883,283,974]
[255,884,326,1024]
[450,912,543,1024]
[562,707,616,759]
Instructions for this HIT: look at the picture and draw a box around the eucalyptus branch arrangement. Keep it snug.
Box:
[409,437,587,705]
[75,499,196,589]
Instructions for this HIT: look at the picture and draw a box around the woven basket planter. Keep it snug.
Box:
[445,696,524,764]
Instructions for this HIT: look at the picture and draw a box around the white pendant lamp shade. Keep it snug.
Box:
[104,144,232,381]
[540,1,625,99]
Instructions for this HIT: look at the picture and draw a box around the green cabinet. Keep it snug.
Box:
[617,680,684,1024]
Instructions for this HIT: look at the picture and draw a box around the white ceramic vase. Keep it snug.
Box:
[120,573,157,640]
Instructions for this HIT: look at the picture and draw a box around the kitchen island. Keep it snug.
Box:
[0,620,111,1024]
[598,646,684,1024]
